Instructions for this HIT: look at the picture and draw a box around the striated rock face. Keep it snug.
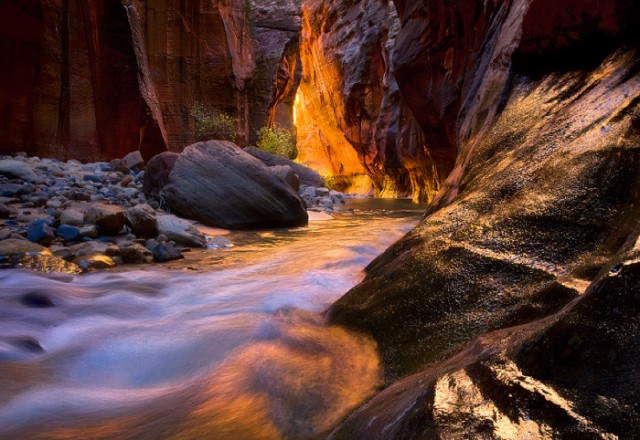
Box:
[137,0,255,149]
[295,0,447,199]
[295,0,453,201]
[0,0,167,161]
[329,0,640,437]
[0,0,277,160]
[247,0,302,145]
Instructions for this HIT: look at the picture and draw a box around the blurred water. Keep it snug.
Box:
[0,200,424,439]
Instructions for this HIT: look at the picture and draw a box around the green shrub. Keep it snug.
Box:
[255,126,297,159]
[190,102,238,143]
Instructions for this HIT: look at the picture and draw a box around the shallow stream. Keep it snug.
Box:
[0,199,423,439]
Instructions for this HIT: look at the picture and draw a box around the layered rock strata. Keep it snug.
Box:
[329,0,640,437]
[295,0,449,199]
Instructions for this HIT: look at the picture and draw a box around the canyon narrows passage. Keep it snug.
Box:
[0,201,422,439]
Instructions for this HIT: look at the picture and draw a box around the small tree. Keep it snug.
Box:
[255,126,297,159]
[190,102,238,143]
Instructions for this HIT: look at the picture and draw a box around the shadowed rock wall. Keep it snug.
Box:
[0,0,167,161]
[0,0,299,161]
[329,0,640,437]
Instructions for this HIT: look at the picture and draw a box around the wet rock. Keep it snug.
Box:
[20,292,55,308]
[73,254,117,271]
[0,203,10,219]
[0,238,49,258]
[56,225,81,242]
[27,219,55,246]
[161,141,308,229]
[13,253,82,274]
[118,241,154,264]
[156,214,206,248]
[110,158,129,174]
[10,336,44,353]
[49,245,75,261]
[245,147,324,187]
[0,184,24,197]
[84,204,126,234]
[126,204,157,236]
[78,225,99,239]
[316,187,330,197]
[59,209,84,226]
[149,241,184,262]
[142,151,179,196]
[121,175,133,187]
[70,241,110,257]
[207,236,234,249]
[45,200,62,209]
[83,174,102,183]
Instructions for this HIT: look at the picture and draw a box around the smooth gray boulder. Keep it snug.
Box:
[244,147,324,188]
[162,141,308,229]
[269,165,300,191]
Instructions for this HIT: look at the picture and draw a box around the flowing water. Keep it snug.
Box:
[0,199,423,439]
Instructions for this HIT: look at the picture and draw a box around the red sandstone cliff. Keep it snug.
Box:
[0,0,167,161]
[296,0,445,198]
[0,0,297,161]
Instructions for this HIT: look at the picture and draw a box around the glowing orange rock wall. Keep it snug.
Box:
[295,0,448,199]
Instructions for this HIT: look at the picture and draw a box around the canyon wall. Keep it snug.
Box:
[329,0,640,437]
[0,0,303,161]
[295,0,446,198]
[0,0,167,162]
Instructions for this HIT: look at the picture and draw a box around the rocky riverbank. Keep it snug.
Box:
[0,150,352,274]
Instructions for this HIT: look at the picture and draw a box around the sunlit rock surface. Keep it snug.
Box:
[0,1,167,161]
[329,0,640,437]
[296,0,445,199]
[247,0,302,145]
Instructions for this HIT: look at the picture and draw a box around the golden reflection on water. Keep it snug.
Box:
[177,311,381,440]
[0,199,423,439]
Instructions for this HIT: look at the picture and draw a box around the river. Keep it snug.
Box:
[0,199,423,439]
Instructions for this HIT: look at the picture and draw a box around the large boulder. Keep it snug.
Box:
[244,147,324,187]
[143,152,179,195]
[162,141,308,229]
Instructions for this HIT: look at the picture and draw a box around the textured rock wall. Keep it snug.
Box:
[0,0,289,160]
[137,0,255,149]
[296,0,445,198]
[329,0,640,437]
[0,0,167,161]
[247,0,302,145]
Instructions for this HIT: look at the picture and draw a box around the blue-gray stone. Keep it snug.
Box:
[56,224,81,242]
[27,219,55,246]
